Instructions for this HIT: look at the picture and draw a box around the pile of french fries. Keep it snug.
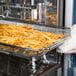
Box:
[0,23,66,50]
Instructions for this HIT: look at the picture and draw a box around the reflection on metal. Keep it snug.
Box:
[0,0,64,27]
[32,57,36,74]
[31,0,34,20]
[45,0,57,25]
[37,3,45,23]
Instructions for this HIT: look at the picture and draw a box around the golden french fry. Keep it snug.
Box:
[0,23,66,54]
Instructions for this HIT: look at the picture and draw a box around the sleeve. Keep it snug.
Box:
[57,24,76,53]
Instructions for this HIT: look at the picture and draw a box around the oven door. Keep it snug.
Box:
[0,0,64,27]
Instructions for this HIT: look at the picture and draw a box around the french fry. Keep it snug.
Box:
[0,23,66,54]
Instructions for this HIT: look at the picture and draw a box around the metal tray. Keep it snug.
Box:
[0,20,70,58]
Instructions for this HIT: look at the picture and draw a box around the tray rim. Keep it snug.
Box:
[0,20,69,58]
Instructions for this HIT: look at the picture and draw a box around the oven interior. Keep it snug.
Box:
[0,0,58,26]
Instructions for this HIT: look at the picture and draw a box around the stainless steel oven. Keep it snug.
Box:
[0,0,70,76]
[0,0,64,27]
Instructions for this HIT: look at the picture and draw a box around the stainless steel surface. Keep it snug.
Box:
[0,19,69,75]
[0,52,61,76]
[0,20,70,34]
[44,0,57,25]
[0,0,64,27]
[0,20,69,58]
[37,3,45,23]
[38,64,60,76]
[0,6,3,16]
[0,1,69,76]
[0,0,8,3]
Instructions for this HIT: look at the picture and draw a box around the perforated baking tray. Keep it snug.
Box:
[0,20,70,58]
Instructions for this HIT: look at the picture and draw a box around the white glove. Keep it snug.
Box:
[57,24,76,53]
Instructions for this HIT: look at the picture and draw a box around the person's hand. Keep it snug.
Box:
[57,24,76,53]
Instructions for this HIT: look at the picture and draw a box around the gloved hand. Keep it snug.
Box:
[57,24,76,53]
